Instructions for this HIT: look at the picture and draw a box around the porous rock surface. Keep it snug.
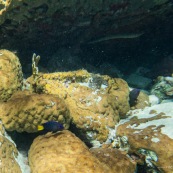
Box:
[27,70,130,141]
[0,91,71,132]
[90,148,137,173]
[0,122,22,173]
[117,102,173,173]
[0,49,23,101]
[131,91,150,110]
[28,130,113,173]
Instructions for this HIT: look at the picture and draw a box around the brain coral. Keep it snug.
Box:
[26,70,130,141]
[0,49,23,101]
[0,91,71,132]
[28,130,113,173]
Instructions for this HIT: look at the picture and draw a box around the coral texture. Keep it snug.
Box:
[0,91,71,132]
[29,130,113,173]
[151,76,173,101]
[0,49,23,101]
[131,91,150,110]
[27,70,130,141]
[0,122,21,173]
[90,148,136,173]
[117,102,173,173]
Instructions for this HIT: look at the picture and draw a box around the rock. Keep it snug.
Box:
[0,0,171,55]
[0,91,71,132]
[0,122,24,173]
[90,148,137,173]
[151,76,173,101]
[116,102,173,173]
[131,91,150,110]
[0,49,23,101]
[26,70,130,142]
[28,130,113,173]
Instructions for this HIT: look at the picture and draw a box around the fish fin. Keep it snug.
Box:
[38,125,44,131]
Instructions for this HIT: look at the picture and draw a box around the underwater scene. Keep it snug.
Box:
[0,0,173,173]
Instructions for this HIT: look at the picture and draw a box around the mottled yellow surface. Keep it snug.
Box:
[0,123,21,173]
[0,91,71,132]
[29,130,113,173]
[27,70,130,141]
[0,49,23,101]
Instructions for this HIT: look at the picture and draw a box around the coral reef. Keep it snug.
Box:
[130,90,150,110]
[28,130,113,173]
[0,122,22,173]
[116,102,173,173]
[0,49,23,101]
[0,91,71,132]
[26,70,130,141]
[151,76,173,101]
[90,148,137,173]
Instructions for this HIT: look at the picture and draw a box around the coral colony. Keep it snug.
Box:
[0,0,172,173]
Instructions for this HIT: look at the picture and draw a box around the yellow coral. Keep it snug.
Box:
[26,70,130,141]
[0,49,23,101]
[0,91,71,132]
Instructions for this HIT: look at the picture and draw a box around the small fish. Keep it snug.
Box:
[129,88,140,106]
[38,121,64,133]
[88,32,144,44]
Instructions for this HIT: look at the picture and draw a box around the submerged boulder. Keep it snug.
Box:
[27,70,130,142]
[29,130,113,173]
[0,49,23,101]
[0,91,71,132]
[0,122,24,173]
[116,102,173,173]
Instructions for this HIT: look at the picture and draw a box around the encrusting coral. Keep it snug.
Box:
[116,102,173,173]
[29,130,114,173]
[26,69,130,141]
[0,49,23,101]
[0,91,71,132]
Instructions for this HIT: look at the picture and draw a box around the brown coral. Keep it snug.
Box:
[90,148,137,173]
[0,123,22,173]
[0,91,71,132]
[117,104,173,173]
[131,91,150,110]
[26,70,130,141]
[0,49,23,101]
[28,130,113,173]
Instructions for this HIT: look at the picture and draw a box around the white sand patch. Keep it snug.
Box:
[120,102,173,139]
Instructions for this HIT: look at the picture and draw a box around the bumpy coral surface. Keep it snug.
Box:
[117,102,173,173]
[0,91,71,132]
[151,76,173,101]
[0,122,22,173]
[90,148,136,173]
[27,70,130,141]
[0,49,23,101]
[29,130,113,173]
